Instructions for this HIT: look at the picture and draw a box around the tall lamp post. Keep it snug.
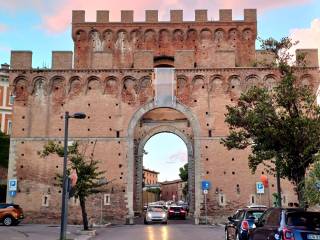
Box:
[60,111,86,240]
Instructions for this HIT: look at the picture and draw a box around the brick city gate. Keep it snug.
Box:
[6,9,318,225]
[127,68,202,223]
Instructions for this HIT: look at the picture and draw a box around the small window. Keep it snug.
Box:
[104,194,111,206]
[9,95,14,105]
[250,194,256,205]
[42,194,50,207]
[7,121,12,135]
[218,193,226,206]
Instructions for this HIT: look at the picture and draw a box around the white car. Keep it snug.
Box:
[144,206,168,224]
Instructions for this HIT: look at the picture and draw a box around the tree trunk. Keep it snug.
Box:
[295,175,306,209]
[79,196,89,230]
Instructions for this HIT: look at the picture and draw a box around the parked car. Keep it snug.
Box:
[225,206,267,240]
[0,203,24,226]
[251,208,320,240]
[144,205,167,224]
[178,202,189,213]
[168,206,187,220]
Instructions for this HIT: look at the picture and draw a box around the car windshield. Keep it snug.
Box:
[286,212,320,228]
[246,211,264,220]
[148,207,164,212]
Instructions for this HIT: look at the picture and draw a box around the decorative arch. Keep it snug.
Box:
[104,76,118,94]
[68,76,82,95]
[200,28,212,41]
[49,76,65,94]
[86,76,102,93]
[127,101,201,223]
[13,76,28,101]
[31,76,47,96]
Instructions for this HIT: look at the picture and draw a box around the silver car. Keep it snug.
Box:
[144,206,168,224]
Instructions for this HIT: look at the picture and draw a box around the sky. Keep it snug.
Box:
[143,133,187,182]
[0,0,319,181]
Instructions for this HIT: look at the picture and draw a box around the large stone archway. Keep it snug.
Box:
[127,101,201,223]
[136,125,194,213]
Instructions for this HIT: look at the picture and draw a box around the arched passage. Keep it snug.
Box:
[127,101,201,224]
[136,126,194,213]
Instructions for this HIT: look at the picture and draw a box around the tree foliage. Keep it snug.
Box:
[222,37,320,206]
[304,159,320,206]
[179,163,188,181]
[40,141,106,230]
[0,131,10,168]
[179,163,188,200]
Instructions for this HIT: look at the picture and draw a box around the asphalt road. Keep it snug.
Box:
[0,223,224,240]
[93,224,224,240]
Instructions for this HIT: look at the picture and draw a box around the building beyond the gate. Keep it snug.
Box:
[7,9,319,224]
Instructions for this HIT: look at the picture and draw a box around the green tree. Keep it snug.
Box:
[179,163,188,200]
[222,37,320,207]
[179,163,188,181]
[0,131,10,168]
[40,141,106,230]
[304,159,320,206]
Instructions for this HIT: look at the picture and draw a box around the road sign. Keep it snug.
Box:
[9,191,16,197]
[201,180,211,190]
[203,189,208,194]
[256,182,265,194]
[8,179,17,191]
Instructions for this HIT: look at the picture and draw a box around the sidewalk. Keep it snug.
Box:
[0,224,94,240]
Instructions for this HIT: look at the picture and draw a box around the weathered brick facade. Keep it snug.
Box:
[7,9,319,224]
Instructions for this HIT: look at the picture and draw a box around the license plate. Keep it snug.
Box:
[307,234,320,240]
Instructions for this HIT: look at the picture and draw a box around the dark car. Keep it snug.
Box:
[225,207,266,240]
[251,208,320,240]
[0,203,24,226]
[168,206,187,220]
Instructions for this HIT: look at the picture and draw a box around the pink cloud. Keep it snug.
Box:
[166,150,187,164]
[289,19,320,64]
[1,0,311,34]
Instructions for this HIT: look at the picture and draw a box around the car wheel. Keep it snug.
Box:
[225,230,229,240]
[3,216,13,226]
[162,221,168,224]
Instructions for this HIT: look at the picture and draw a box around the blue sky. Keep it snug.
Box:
[0,0,319,181]
[143,133,187,182]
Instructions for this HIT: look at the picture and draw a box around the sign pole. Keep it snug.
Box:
[60,112,69,240]
[204,192,207,225]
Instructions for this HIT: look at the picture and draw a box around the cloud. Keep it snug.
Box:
[0,24,7,32]
[0,0,313,34]
[289,18,320,64]
[166,150,187,164]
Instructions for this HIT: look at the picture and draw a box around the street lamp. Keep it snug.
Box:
[60,111,86,240]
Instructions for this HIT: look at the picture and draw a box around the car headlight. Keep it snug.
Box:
[147,213,152,218]
[162,213,166,218]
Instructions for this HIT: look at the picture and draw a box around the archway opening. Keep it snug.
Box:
[132,107,196,218]
[143,132,188,206]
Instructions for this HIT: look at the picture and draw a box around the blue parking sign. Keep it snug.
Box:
[256,182,264,194]
[8,179,17,191]
[201,180,211,190]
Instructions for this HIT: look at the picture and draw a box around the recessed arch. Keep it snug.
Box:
[127,101,201,224]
